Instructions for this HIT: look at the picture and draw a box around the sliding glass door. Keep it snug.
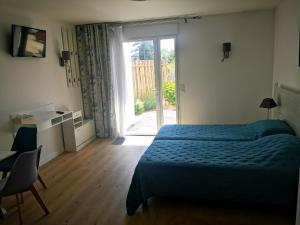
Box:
[160,38,177,126]
[123,37,178,135]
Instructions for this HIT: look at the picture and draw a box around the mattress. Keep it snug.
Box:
[126,134,300,215]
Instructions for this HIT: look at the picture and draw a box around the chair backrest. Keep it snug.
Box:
[11,127,37,153]
[0,148,40,196]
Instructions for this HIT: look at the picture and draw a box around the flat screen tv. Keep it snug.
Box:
[11,24,46,58]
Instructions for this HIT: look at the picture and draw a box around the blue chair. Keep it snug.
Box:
[0,127,47,189]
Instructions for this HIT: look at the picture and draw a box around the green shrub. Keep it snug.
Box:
[144,95,156,111]
[134,99,144,114]
[163,82,176,105]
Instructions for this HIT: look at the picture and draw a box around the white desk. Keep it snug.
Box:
[12,111,73,132]
[9,104,74,164]
[10,104,95,155]
[0,151,16,161]
[10,103,73,133]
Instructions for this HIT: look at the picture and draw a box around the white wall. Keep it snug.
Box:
[0,7,82,163]
[178,10,274,124]
[123,22,178,41]
[273,0,300,89]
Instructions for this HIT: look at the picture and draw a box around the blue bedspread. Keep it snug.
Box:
[155,124,254,141]
[154,120,295,141]
[126,134,300,215]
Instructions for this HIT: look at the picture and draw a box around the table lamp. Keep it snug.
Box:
[259,98,277,119]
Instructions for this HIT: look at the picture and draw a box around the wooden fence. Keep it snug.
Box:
[132,60,175,100]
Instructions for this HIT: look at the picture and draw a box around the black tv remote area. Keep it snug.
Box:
[56,111,64,115]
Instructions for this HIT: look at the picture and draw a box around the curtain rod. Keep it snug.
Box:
[79,15,202,27]
[118,15,202,26]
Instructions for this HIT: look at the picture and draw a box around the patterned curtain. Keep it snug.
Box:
[76,24,117,138]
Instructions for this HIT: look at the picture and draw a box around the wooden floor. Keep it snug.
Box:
[1,138,296,225]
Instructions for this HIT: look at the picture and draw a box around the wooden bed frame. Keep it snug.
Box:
[274,83,300,137]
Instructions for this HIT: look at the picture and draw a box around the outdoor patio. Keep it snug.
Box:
[126,109,176,135]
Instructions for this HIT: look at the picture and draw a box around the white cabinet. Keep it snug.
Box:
[63,111,96,152]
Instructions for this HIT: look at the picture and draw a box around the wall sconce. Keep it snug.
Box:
[60,50,71,66]
[221,42,231,62]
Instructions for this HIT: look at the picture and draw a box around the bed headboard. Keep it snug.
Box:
[274,83,300,137]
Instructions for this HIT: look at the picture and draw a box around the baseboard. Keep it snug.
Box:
[76,136,96,151]
[40,150,63,166]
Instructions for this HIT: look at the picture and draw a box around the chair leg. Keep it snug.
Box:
[15,194,23,225]
[20,192,24,204]
[0,173,8,204]
[29,185,50,215]
[38,174,47,189]
[2,172,7,179]
[142,200,148,208]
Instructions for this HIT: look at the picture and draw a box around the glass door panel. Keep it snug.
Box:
[123,40,158,135]
[160,38,177,125]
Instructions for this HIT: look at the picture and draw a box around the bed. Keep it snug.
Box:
[154,119,295,141]
[126,134,300,215]
[126,83,300,216]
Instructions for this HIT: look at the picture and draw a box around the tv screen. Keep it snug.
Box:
[11,24,46,58]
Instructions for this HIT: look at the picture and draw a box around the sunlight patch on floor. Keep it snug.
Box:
[122,136,154,146]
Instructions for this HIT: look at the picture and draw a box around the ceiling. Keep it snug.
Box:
[0,0,281,24]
